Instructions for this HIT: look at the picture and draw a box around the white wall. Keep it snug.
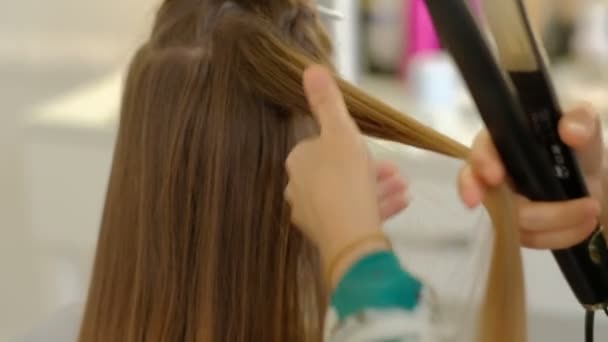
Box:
[0,1,152,340]
[332,0,361,81]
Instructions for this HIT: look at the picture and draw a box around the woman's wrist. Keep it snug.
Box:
[320,233,391,290]
[330,250,423,323]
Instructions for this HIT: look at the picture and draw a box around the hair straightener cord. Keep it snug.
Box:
[586,308,608,342]
[586,310,594,342]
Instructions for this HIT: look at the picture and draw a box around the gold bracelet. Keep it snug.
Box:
[325,232,392,287]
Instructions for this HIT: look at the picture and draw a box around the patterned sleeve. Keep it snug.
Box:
[325,251,437,342]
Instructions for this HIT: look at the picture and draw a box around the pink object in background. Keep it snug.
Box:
[401,0,441,77]
[469,0,481,13]
[401,0,481,78]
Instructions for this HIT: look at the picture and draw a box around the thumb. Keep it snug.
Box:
[303,65,358,138]
[559,105,603,175]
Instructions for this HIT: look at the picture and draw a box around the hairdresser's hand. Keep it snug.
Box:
[459,105,605,249]
[285,65,397,287]
[376,160,410,220]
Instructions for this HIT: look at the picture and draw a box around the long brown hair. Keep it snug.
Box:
[79,1,526,341]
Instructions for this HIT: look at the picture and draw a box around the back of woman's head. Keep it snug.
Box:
[79,1,334,341]
[80,1,527,341]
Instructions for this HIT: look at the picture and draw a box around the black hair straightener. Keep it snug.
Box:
[421,0,608,340]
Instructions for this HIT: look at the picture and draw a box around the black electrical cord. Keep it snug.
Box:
[586,310,595,342]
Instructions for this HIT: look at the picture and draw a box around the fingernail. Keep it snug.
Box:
[464,188,482,209]
[566,120,592,139]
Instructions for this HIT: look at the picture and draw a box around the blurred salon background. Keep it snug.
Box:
[1,0,607,341]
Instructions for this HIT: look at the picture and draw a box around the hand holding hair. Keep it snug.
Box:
[459,105,606,249]
[285,65,407,288]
